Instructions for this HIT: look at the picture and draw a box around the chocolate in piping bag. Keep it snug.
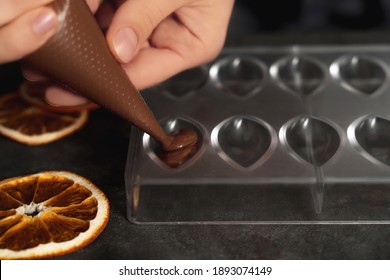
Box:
[23,0,169,143]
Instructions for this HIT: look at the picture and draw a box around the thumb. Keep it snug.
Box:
[106,0,187,63]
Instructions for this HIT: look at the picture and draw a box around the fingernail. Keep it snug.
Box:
[113,27,138,63]
[33,10,57,35]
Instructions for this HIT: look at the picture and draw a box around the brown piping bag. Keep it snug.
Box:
[23,0,170,144]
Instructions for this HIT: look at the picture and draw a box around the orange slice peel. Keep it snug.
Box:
[0,171,109,259]
[0,91,89,145]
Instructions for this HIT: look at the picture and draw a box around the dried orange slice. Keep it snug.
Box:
[0,91,88,145]
[0,171,109,259]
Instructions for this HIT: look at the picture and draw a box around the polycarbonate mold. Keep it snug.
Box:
[126,46,390,224]
[281,116,341,167]
[158,66,209,100]
[210,56,267,98]
[270,55,326,96]
[349,115,390,167]
[211,116,277,170]
[330,55,387,96]
[143,117,206,170]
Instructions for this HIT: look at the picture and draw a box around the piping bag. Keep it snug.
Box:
[23,0,192,150]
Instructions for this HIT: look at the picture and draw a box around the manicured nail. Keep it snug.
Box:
[113,27,138,63]
[33,10,57,35]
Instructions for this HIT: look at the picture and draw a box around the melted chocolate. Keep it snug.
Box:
[159,129,199,168]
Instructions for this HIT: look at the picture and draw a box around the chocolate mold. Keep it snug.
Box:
[126,46,390,224]
[281,116,341,167]
[330,55,387,96]
[143,116,206,170]
[349,115,390,167]
[210,56,267,98]
[270,55,326,96]
[211,116,277,170]
[159,66,209,100]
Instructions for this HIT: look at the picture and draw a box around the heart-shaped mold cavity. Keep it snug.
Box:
[271,56,325,96]
[210,56,266,98]
[159,66,208,99]
[144,117,205,169]
[330,55,386,95]
[351,115,390,166]
[212,116,276,169]
[283,116,340,166]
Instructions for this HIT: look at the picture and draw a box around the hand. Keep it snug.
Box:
[26,0,235,106]
[106,0,234,89]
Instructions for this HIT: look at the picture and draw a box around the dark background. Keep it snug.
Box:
[227,0,390,46]
[230,0,390,34]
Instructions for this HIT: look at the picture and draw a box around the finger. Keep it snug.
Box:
[122,47,189,90]
[45,86,89,106]
[106,0,188,63]
[120,17,194,89]
[0,0,55,26]
[150,16,226,66]
[121,13,228,89]
[0,7,58,64]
